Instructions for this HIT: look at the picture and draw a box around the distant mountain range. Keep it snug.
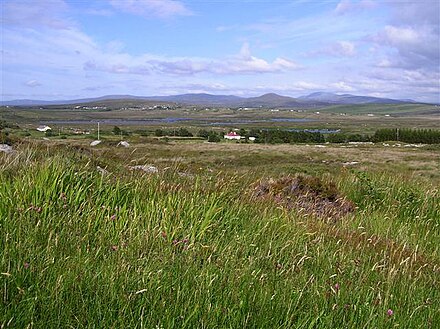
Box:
[1,92,419,107]
[297,92,413,105]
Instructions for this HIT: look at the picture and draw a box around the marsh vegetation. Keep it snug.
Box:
[1,134,439,328]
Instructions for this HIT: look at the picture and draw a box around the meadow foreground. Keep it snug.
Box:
[1,139,439,328]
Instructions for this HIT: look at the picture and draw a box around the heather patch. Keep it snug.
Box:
[253,175,355,221]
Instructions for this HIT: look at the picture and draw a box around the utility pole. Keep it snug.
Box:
[396,128,399,141]
[97,122,100,140]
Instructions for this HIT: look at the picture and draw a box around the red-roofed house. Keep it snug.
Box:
[224,131,241,140]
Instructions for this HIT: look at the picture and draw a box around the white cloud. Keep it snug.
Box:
[335,0,376,15]
[292,81,322,90]
[389,1,439,27]
[1,0,73,29]
[330,81,355,92]
[109,0,192,18]
[369,1,439,71]
[24,80,42,87]
[381,26,420,47]
[84,43,302,76]
[86,9,114,17]
[372,25,439,70]
[310,41,356,57]
[335,41,356,56]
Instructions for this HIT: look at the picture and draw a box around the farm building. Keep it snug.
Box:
[224,132,241,140]
[36,125,52,132]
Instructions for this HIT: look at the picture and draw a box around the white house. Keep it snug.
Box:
[37,125,52,132]
[224,131,241,140]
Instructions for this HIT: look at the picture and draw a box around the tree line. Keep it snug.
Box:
[197,128,440,144]
[372,128,440,144]
[100,125,440,145]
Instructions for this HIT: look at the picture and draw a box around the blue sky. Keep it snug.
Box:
[1,0,439,102]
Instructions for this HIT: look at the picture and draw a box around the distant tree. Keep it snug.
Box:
[0,120,19,130]
[112,126,121,135]
[248,128,261,140]
[138,130,149,137]
[197,129,210,139]
[326,133,348,143]
[177,128,193,137]
[373,128,440,144]
[208,132,221,142]
[155,129,164,137]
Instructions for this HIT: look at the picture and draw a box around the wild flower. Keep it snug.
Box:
[24,262,30,269]
[110,214,117,221]
[172,238,189,248]
[111,245,118,251]
[28,205,42,213]
[334,283,340,292]
[387,309,394,316]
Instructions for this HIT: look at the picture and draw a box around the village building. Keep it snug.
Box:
[36,125,52,132]
[224,131,241,140]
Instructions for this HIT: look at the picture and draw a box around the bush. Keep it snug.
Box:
[197,129,210,139]
[155,129,164,137]
[112,126,121,135]
[207,132,221,142]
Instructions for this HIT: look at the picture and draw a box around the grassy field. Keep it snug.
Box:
[2,103,440,135]
[1,135,439,328]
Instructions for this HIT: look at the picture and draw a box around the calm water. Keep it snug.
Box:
[44,117,314,125]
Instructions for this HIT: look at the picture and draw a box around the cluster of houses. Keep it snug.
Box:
[224,131,256,141]
[36,125,90,135]
[36,125,255,142]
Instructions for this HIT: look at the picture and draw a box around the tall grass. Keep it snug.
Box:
[1,145,439,328]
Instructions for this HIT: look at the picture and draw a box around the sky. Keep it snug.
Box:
[1,0,439,103]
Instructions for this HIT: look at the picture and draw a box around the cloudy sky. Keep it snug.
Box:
[1,0,439,102]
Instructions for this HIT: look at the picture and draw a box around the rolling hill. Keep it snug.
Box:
[298,92,414,104]
[1,92,428,108]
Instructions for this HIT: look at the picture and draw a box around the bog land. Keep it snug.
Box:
[1,102,439,328]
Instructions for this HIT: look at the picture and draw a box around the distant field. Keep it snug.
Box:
[1,102,440,135]
[317,103,440,115]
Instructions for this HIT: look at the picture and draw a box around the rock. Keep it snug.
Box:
[130,165,158,173]
[0,144,13,154]
[117,141,130,147]
[342,161,359,166]
[90,140,101,146]
[97,166,109,175]
[178,172,194,179]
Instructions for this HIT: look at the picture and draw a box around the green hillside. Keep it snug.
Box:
[317,103,440,115]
